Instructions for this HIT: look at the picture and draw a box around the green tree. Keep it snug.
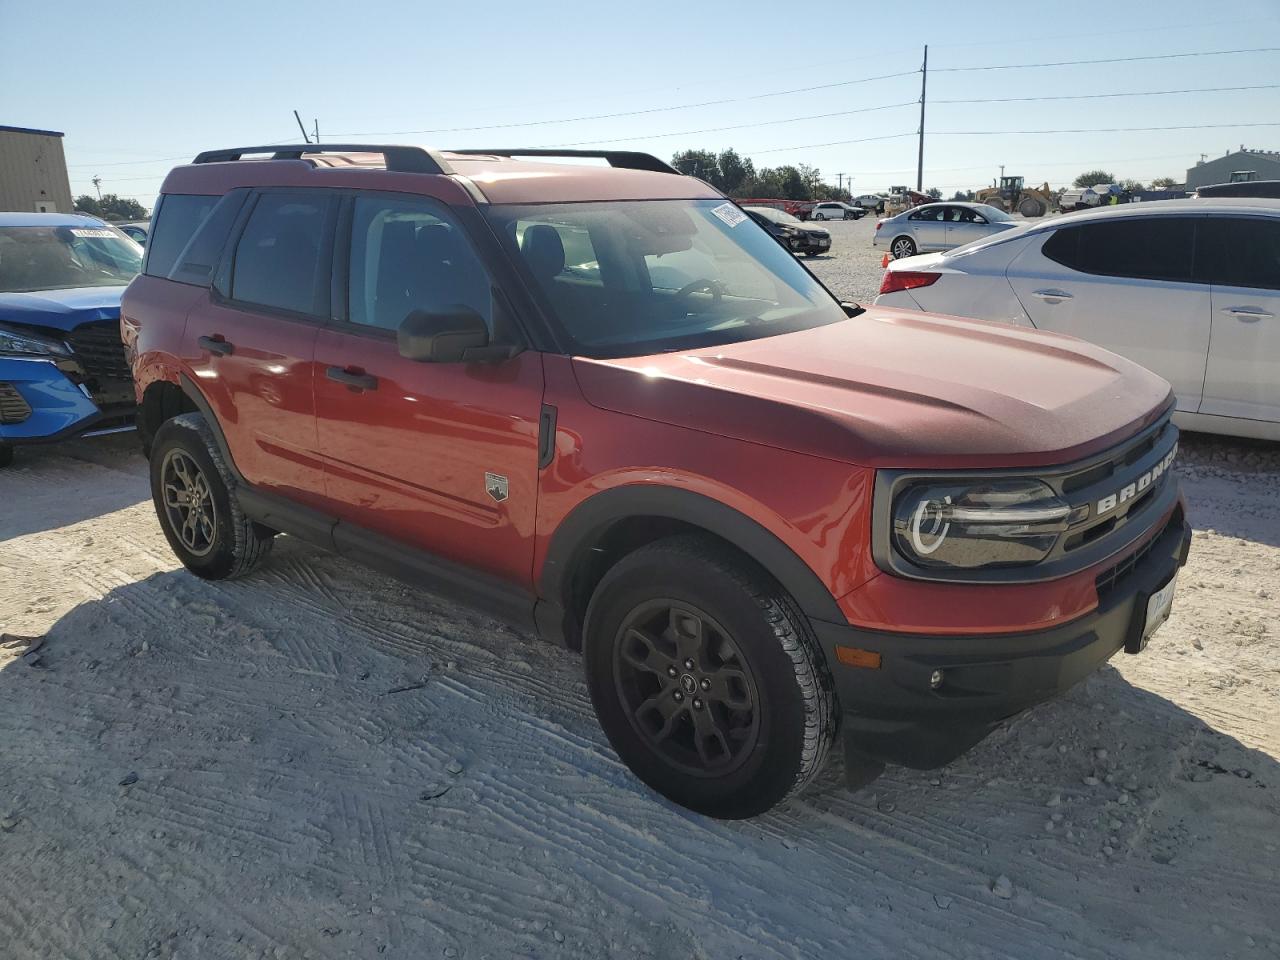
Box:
[1072,170,1116,188]
[717,149,751,195]
[1150,176,1179,189]
[776,166,809,200]
[1119,178,1145,192]
[74,194,146,221]
[671,150,721,186]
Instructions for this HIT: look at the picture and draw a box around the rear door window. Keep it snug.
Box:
[1195,217,1280,290]
[230,193,334,315]
[1043,218,1196,282]
[144,194,218,278]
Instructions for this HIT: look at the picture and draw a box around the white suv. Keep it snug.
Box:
[875,199,1280,441]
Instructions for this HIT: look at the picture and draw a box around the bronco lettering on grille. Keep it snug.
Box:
[1095,446,1177,517]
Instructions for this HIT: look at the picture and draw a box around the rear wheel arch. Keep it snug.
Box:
[539,486,845,651]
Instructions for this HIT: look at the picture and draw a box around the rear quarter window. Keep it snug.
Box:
[167,190,247,286]
[144,194,219,279]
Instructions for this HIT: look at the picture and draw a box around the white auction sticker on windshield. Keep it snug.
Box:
[710,203,748,227]
[69,228,116,238]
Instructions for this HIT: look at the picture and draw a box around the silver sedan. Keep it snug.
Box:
[873,202,1018,259]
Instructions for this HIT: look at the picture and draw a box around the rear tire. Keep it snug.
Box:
[813,212,826,220]
[0,444,12,468]
[891,235,917,259]
[149,413,274,580]
[583,536,837,819]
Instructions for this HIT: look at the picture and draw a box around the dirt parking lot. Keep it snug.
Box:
[1,231,1278,958]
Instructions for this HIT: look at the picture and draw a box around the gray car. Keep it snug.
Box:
[873,202,1017,259]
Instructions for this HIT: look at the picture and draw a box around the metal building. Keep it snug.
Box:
[0,125,73,213]
[1185,146,1280,191]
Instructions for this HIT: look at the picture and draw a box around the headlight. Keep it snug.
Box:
[891,479,1071,570]
[0,324,71,358]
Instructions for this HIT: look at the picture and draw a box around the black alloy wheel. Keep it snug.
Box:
[613,599,760,777]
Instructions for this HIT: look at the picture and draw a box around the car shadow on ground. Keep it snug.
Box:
[0,433,149,542]
[1,553,1276,958]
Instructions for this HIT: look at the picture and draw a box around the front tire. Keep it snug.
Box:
[583,536,837,819]
[891,235,917,259]
[149,414,274,580]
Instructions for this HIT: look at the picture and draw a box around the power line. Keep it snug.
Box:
[327,71,919,138]
[936,82,1280,104]
[933,46,1280,72]
[538,100,919,148]
[751,132,918,154]
[932,121,1280,135]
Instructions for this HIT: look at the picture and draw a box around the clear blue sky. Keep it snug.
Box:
[4,0,1279,209]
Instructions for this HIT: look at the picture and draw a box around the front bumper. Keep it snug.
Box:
[812,506,1193,773]
[0,356,128,445]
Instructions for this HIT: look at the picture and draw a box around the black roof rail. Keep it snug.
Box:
[451,149,679,175]
[191,144,454,176]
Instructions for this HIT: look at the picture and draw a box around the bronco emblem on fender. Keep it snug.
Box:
[484,472,509,503]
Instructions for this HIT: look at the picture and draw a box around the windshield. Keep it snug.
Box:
[0,225,142,293]
[746,206,800,225]
[485,199,846,358]
[975,204,1014,222]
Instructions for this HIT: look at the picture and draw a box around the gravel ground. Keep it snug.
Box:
[803,215,893,303]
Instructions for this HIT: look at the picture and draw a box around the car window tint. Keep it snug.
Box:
[1195,217,1280,290]
[144,194,218,278]
[349,196,492,331]
[167,190,247,287]
[1042,226,1082,268]
[1075,218,1196,282]
[231,194,330,314]
[910,207,942,222]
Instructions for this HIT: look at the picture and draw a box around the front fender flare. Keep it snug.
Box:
[538,485,846,645]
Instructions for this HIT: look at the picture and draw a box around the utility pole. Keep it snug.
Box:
[835,172,846,193]
[91,176,102,200]
[313,118,319,144]
[294,110,312,144]
[916,44,928,193]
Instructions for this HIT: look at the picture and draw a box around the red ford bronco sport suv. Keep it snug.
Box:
[122,144,1191,819]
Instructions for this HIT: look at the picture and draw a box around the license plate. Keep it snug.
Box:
[1140,575,1178,647]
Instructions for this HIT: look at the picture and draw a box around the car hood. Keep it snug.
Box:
[0,286,125,333]
[571,307,1173,469]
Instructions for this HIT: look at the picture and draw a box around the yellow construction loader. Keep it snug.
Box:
[975,176,1054,217]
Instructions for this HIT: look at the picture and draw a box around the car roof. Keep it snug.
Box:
[1000,196,1280,240]
[0,211,108,228]
[160,149,723,205]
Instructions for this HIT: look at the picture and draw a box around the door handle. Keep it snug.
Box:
[198,335,234,356]
[1031,289,1073,302]
[1220,306,1274,321]
[326,366,378,391]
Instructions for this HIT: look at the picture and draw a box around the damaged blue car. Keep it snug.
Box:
[0,212,142,467]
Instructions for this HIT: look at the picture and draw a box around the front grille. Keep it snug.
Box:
[0,382,32,424]
[1095,509,1177,598]
[1058,415,1176,554]
[63,321,134,407]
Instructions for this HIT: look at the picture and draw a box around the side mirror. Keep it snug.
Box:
[397,306,492,363]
